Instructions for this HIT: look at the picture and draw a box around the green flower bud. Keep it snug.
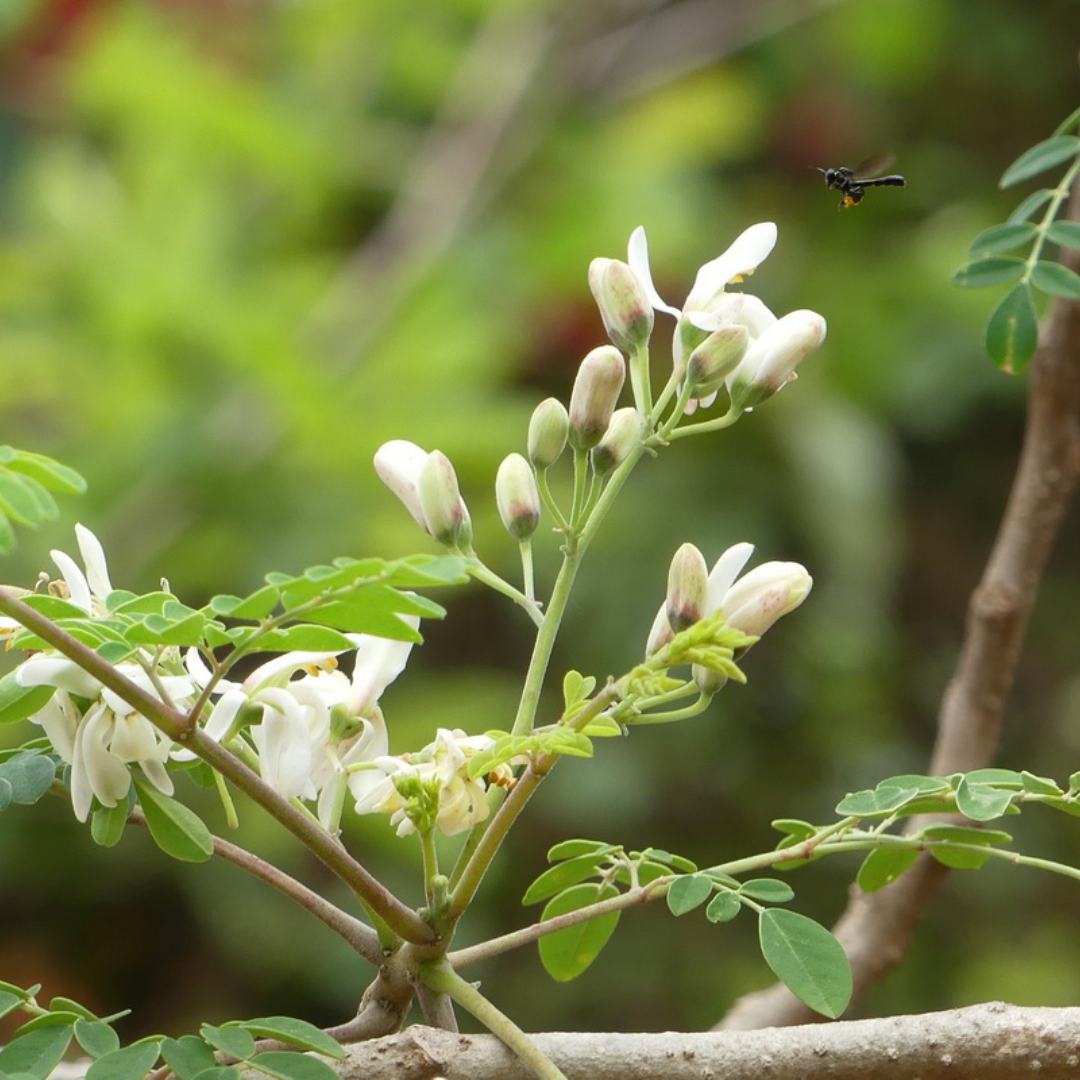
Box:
[590,407,643,476]
[588,257,654,352]
[418,451,471,549]
[666,542,708,632]
[527,397,569,470]
[569,346,626,450]
[686,324,749,398]
[495,453,541,540]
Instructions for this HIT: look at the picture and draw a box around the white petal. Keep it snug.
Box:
[374,440,431,529]
[348,619,419,715]
[76,705,130,815]
[242,649,343,692]
[138,758,174,797]
[685,222,778,312]
[32,691,80,763]
[50,549,91,613]
[627,227,682,318]
[75,524,113,600]
[645,603,673,656]
[16,656,102,698]
[109,713,165,763]
[705,543,756,613]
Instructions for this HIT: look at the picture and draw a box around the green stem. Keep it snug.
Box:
[468,559,544,627]
[520,539,536,602]
[421,960,567,1080]
[534,469,568,531]
[663,404,742,441]
[448,785,507,890]
[624,692,713,725]
[420,828,440,905]
[627,344,652,415]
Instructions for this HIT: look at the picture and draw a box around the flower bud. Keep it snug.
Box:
[527,398,569,470]
[569,346,626,450]
[495,453,541,540]
[718,561,812,637]
[645,603,673,657]
[686,324,749,398]
[374,440,431,530]
[588,257,654,352]
[727,310,826,412]
[591,407,643,476]
[666,543,708,632]
[418,451,471,549]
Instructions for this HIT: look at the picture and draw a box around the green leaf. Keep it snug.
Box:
[0,471,45,526]
[0,673,54,727]
[161,1035,216,1080]
[237,1018,344,1059]
[666,874,713,916]
[952,257,1026,288]
[962,768,1024,786]
[1047,219,1080,251]
[74,1019,120,1058]
[91,800,129,848]
[1000,135,1080,187]
[0,1024,73,1079]
[1007,188,1054,223]
[0,514,15,555]
[856,847,920,893]
[955,776,1015,821]
[638,848,697,873]
[986,283,1039,374]
[579,715,622,737]
[208,585,281,620]
[200,1024,256,1061]
[968,222,1037,256]
[1020,771,1061,795]
[187,1068,241,1079]
[921,823,1011,869]
[0,754,55,804]
[132,775,214,863]
[835,786,919,817]
[1032,260,1080,298]
[16,1012,82,1033]
[247,1051,341,1080]
[705,891,742,923]
[0,449,86,496]
[740,879,795,903]
[46,997,97,1021]
[877,774,952,793]
[562,670,595,709]
[124,609,209,647]
[86,1042,161,1080]
[758,909,852,1019]
[771,818,816,839]
[538,883,621,982]
[523,853,609,905]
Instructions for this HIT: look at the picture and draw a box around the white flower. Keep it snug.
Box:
[18,658,191,821]
[352,727,497,837]
[625,225,824,412]
[374,441,471,547]
[50,524,114,615]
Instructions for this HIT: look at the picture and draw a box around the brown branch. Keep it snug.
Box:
[328,1004,1080,1079]
[718,186,1080,1030]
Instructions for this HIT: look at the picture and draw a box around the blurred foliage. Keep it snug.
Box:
[1,0,1080,1044]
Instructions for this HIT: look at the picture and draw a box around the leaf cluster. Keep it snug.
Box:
[0,982,343,1080]
[0,447,86,556]
[955,114,1080,373]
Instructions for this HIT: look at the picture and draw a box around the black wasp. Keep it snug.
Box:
[815,155,906,209]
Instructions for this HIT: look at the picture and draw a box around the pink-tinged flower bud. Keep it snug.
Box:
[666,543,708,632]
[418,451,471,549]
[591,407,642,476]
[717,561,812,637]
[374,440,431,530]
[727,310,826,412]
[686,324,749,398]
[645,603,673,657]
[588,257,654,353]
[569,346,626,450]
[528,397,569,470]
[495,453,541,540]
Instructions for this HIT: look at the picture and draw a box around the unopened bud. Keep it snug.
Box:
[694,664,728,696]
[418,451,471,549]
[591,407,643,476]
[727,310,826,412]
[666,543,708,632]
[374,440,431,530]
[588,257,654,352]
[645,603,673,657]
[527,398,569,470]
[718,561,812,637]
[686,324,748,398]
[569,346,626,450]
[495,453,541,540]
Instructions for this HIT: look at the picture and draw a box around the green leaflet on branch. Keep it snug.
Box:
[538,882,621,981]
[132,774,214,863]
[758,909,852,1019]
[0,447,85,556]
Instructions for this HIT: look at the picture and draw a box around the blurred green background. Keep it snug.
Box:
[2,0,1080,1042]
